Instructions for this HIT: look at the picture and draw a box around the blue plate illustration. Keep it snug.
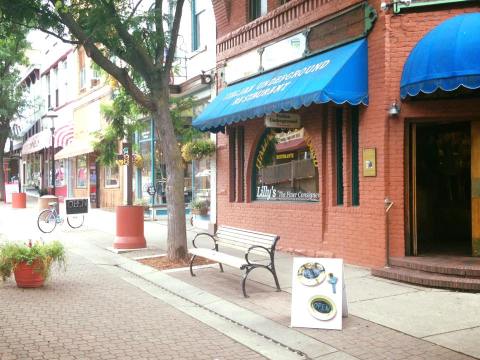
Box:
[297,262,326,286]
[308,295,337,321]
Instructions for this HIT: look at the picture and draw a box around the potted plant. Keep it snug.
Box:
[134,198,150,212]
[181,139,216,162]
[0,240,66,288]
[191,198,210,216]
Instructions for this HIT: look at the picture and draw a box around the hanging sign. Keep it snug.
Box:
[265,113,301,129]
[291,257,347,330]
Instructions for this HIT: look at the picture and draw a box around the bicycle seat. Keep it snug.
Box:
[48,202,57,206]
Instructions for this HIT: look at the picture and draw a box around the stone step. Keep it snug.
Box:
[371,266,480,291]
[389,256,480,278]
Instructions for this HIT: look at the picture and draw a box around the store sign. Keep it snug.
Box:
[21,130,51,155]
[276,153,294,160]
[224,49,261,84]
[265,113,301,129]
[256,185,319,202]
[262,33,306,72]
[291,257,347,330]
[66,198,89,215]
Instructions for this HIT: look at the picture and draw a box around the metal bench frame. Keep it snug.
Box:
[189,226,281,297]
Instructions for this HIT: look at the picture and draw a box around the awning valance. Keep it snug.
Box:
[401,13,480,99]
[21,129,51,155]
[54,138,94,160]
[193,39,368,132]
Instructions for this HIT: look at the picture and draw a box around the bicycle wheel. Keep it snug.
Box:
[38,209,57,233]
[67,214,84,229]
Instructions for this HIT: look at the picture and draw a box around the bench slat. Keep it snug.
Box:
[217,227,277,243]
[219,226,278,239]
[216,233,274,248]
[189,248,246,268]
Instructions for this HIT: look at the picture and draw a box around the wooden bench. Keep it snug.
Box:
[189,226,281,297]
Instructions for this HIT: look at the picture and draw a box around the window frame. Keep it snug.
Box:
[251,127,320,203]
[104,165,120,189]
[249,0,267,21]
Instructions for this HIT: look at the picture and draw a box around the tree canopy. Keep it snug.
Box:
[0,0,195,260]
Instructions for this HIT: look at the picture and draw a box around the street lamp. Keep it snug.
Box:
[42,109,58,194]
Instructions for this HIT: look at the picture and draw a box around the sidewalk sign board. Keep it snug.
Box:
[65,198,89,215]
[4,183,18,203]
[291,257,347,330]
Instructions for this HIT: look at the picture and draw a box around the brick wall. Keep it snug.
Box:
[212,1,480,267]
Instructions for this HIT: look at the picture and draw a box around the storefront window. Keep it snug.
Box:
[254,128,319,202]
[76,155,87,188]
[55,159,65,187]
[25,154,41,189]
[105,165,119,188]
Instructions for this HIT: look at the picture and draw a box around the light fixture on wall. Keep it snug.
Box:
[388,101,400,117]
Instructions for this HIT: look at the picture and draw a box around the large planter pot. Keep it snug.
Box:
[13,261,45,288]
[12,192,27,209]
[113,205,146,249]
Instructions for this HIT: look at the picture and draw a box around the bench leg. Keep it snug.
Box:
[189,255,197,276]
[219,263,224,272]
[241,268,253,298]
[269,266,281,292]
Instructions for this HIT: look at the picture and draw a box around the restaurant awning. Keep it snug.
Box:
[54,138,94,160]
[193,39,368,132]
[401,13,480,99]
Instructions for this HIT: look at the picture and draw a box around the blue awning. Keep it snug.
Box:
[193,39,368,132]
[401,13,480,99]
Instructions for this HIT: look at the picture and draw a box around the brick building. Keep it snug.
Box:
[194,0,480,274]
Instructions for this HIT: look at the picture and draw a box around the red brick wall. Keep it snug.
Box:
[384,6,480,258]
[212,1,480,267]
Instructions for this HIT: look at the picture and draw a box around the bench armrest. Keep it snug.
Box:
[245,245,272,265]
[192,232,218,250]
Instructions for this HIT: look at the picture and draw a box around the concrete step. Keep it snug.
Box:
[371,266,480,291]
[389,256,480,277]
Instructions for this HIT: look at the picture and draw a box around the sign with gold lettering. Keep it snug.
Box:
[265,113,301,129]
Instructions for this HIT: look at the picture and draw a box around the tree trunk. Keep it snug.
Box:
[154,99,188,261]
[0,135,7,202]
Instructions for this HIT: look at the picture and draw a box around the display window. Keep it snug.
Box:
[76,155,87,188]
[105,165,119,188]
[254,128,319,202]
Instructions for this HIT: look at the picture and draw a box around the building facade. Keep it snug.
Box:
[193,0,480,267]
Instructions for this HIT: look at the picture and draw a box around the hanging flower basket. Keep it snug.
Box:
[181,139,216,162]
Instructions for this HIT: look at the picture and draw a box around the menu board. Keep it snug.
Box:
[65,198,89,215]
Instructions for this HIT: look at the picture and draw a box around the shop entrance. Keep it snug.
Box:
[411,122,471,255]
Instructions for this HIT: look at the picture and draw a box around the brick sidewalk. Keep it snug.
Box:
[170,268,475,360]
[0,253,265,360]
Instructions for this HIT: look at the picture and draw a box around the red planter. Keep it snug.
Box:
[13,261,45,288]
[12,192,27,209]
[113,205,146,249]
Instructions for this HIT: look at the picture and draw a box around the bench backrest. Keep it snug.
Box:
[215,226,279,256]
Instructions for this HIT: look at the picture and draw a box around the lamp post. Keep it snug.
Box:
[42,110,58,194]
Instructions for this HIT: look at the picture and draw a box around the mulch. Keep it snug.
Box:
[138,255,215,271]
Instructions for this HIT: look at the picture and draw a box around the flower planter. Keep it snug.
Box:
[13,261,45,288]
[113,205,146,249]
[12,192,27,209]
[192,208,209,216]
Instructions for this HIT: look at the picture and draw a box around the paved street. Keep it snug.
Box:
[1,202,479,360]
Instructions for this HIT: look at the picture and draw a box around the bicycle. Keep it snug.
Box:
[37,202,84,233]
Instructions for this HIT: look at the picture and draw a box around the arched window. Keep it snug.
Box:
[253,128,319,202]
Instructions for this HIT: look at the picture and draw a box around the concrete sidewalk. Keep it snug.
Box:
[1,202,479,359]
